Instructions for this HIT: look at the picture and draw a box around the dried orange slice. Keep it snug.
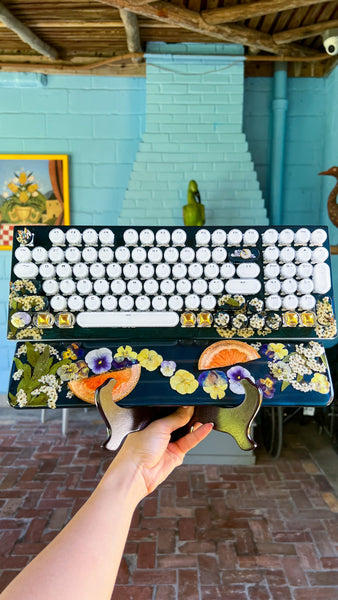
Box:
[68,364,141,404]
[198,340,260,370]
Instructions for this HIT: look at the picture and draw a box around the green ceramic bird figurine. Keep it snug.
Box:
[183,180,205,226]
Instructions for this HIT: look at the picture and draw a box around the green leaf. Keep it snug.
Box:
[32,347,50,379]
[28,394,48,407]
[8,392,17,406]
[14,357,25,371]
[26,342,39,367]
[281,380,290,392]
[297,374,303,383]
[49,358,71,376]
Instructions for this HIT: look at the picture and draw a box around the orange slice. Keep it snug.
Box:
[68,364,141,404]
[198,340,260,370]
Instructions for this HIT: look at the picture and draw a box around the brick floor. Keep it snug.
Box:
[1,415,338,600]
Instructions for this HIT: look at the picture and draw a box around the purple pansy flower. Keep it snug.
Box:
[85,347,113,375]
[257,376,276,399]
[226,365,255,394]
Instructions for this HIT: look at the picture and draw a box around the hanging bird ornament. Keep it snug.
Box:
[319,166,338,228]
[183,180,205,226]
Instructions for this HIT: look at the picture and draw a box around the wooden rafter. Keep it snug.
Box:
[274,19,338,44]
[202,0,331,26]
[96,0,318,56]
[119,8,143,62]
[0,1,58,59]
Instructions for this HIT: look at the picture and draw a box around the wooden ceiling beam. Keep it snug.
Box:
[96,0,318,56]
[274,18,338,44]
[0,1,58,59]
[202,0,330,26]
[119,8,143,61]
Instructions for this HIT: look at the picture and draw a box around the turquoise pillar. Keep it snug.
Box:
[269,63,288,225]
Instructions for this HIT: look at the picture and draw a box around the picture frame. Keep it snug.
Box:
[0,154,70,250]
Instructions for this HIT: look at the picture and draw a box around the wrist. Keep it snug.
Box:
[99,452,147,506]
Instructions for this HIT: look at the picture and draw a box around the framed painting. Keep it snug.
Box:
[0,154,70,250]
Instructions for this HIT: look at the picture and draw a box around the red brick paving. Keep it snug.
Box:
[1,416,338,599]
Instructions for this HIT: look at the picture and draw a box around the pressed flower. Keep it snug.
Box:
[160,360,176,377]
[267,343,288,360]
[75,360,89,379]
[85,347,112,374]
[114,345,138,363]
[226,365,255,394]
[62,342,84,360]
[269,361,294,382]
[310,373,330,395]
[57,363,81,382]
[137,348,163,371]
[257,376,276,399]
[170,369,199,395]
[198,370,228,400]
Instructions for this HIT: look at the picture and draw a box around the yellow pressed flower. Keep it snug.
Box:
[200,371,228,400]
[62,348,76,360]
[311,373,330,395]
[19,172,27,184]
[170,369,199,395]
[137,348,163,371]
[8,182,18,193]
[267,343,288,359]
[114,345,138,361]
[28,183,38,193]
[19,191,29,204]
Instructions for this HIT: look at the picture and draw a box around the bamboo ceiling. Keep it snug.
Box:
[0,0,338,76]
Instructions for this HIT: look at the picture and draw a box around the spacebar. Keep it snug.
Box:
[76,311,179,328]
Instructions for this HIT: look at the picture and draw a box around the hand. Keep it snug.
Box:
[112,407,213,499]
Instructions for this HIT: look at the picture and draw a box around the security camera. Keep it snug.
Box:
[322,29,338,56]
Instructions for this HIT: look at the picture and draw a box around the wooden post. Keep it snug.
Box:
[119,8,143,62]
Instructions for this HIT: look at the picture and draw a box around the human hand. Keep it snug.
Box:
[111,407,213,500]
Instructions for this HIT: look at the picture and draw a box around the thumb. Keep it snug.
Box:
[150,406,194,434]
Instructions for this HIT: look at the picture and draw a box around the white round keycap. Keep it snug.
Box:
[204,263,219,279]
[266,279,281,294]
[212,247,227,264]
[188,263,203,279]
[279,247,295,263]
[211,229,226,246]
[82,228,98,245]
[243,229,259,245]
[265,295,282,310]
[98,247,114,264]
[278,228,294,245]
[120,295,134,311]
[82,247,98,263]
[263,246,279,262]
[311,247,329,263]
[94,279,110,295]
[123,228,138,245]
[172,263,187,279]
[156,229,170,246]
[49,228,65,245]
[282,295,298,310]
[56,263,73,280]
[127,279,142,295]
[102,295,117,311]
[152,296,167,311]
[48,247,64,264]
[180,247,195,264]
[99,228,114,246]
[131,247,147,264]
[31,247,48,263]
[296,247,312,263]
[297,263,313,279]
[68,295,84,311]
[220,263,236,279]
[90,263,105,279]
[65,247,81,264]
[42,279,59,295]
[196,247,211,264]
[298,278,314,295]
[85,295,101,311]
[164,247,179,264]
[59,279,76,295]
[195,229,210,246]
[65,228,82,245]
[169,295,183,311]
[193,279,208,294]
[280,263,296,279]
[123,263,138,279]
[106,263,122,279]
[15,247,32,262]
[148,247,163,263]
[172,229,187,246]
[143,279,159,295]
[310,228,327,246]
[185,294,200,310]
[209,279,223,294]
[39,262,56,279]
[161,279,175,295]
[139,229,154,246]
[299,294,316,310]
[77,279,92,295]
[295,228,311,245]
[115,246,130,263]
[139,263,154,279]
[50,295,67,311]
[237,263,260,278]
[156,263,171,279]
[135,295,150,311]
[227,229,242,245]
[201,295,216,310]
[111,279,126,295]
[264,263,280,279]
[176,279,191,294]
[281,278,297,294]
[262,229,278,245]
